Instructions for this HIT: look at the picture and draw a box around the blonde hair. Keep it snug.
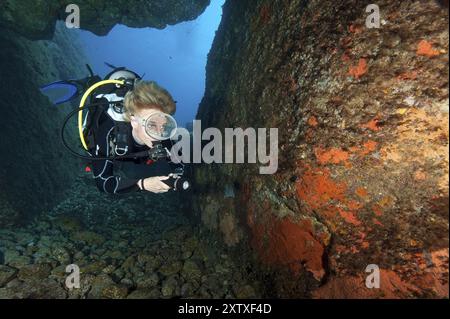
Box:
[123,80,176,121]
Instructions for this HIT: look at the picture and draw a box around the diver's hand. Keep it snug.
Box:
[140,176,171,193]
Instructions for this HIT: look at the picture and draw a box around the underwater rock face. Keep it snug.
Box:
[0,0,210,40]
[194,0,449,298]
[0,22,88,228]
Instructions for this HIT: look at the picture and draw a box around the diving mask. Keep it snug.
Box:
[135,111,177,141]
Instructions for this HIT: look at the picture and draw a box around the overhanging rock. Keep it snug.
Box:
[0,0,210,40]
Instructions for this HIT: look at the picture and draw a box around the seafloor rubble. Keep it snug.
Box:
[0,176,262,299]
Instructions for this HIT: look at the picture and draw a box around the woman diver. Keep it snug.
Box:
[42,64,188,195]
[91,78,179,194]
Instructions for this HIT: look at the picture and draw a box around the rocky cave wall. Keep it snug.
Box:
[0,22,90,227]
[193,0,449,298]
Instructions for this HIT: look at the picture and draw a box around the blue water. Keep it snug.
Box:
[76,0,225,127]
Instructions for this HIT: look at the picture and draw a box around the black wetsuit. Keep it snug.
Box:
[90,98,174,194]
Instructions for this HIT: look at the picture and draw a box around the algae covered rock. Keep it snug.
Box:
[5,252,32,269]
[159,261,183,277]
[51,246,71,265]
[17,263,52,281]
[0,278,67,299]
[127,288,161,299]
[0,265,17,287]
[80,260,107,275]
[101,284,129,299]
[233,284,258,299]
[72,231,105,246]
[135,272,160,289]
[161,275,179,297]
[181,260,203,281]
[88,274,128,299]
[52,215,84,233]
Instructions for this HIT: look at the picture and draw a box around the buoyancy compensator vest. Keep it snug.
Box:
[82,67,142,158]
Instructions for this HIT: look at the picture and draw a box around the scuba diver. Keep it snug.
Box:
[40,63,190,194]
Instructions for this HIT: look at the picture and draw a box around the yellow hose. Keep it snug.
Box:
[78,79,125,150]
